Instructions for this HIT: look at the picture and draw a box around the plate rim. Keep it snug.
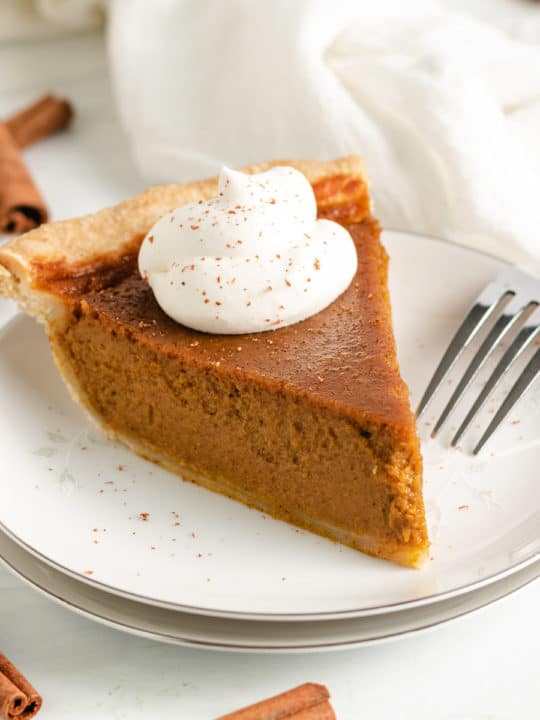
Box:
[0,526,538,653]
[1,230,538,621]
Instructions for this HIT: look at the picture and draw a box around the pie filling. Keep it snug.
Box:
[51,219,428,565]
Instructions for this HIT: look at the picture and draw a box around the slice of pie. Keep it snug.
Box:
[0,157,429,567]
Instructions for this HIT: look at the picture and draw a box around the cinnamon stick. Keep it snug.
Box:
[0,653,42,720]
[216,683,335,720]
[6,95,73,149]
[0,123,48,234]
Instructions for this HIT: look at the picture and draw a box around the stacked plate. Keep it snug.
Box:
[1,231,538,653]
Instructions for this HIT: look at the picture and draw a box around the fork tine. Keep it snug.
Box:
[473,346,540,455]
[451,317,540,447]
[416,291,514,419]
[432,300,534,437]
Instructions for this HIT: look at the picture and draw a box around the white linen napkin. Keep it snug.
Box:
[108,0,540,265]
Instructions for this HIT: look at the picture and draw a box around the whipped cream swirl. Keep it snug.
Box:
[138,166,357,334]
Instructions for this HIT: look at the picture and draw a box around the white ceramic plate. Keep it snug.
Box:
[0,526,538,652]
[1,231,539,619]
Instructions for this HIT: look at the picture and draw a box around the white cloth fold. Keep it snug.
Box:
[107,0,540,264]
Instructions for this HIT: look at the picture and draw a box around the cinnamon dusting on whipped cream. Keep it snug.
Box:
[138,166,357,334]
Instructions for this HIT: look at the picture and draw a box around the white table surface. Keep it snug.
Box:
[0,32,538,720]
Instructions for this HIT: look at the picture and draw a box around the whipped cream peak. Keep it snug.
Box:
[138,166,357,334]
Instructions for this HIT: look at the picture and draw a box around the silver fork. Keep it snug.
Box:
[417,267,540,454]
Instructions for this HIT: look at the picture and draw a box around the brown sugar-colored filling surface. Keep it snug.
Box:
[55,219,427,561]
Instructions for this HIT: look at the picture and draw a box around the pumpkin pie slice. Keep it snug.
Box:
[0,157,429,567]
